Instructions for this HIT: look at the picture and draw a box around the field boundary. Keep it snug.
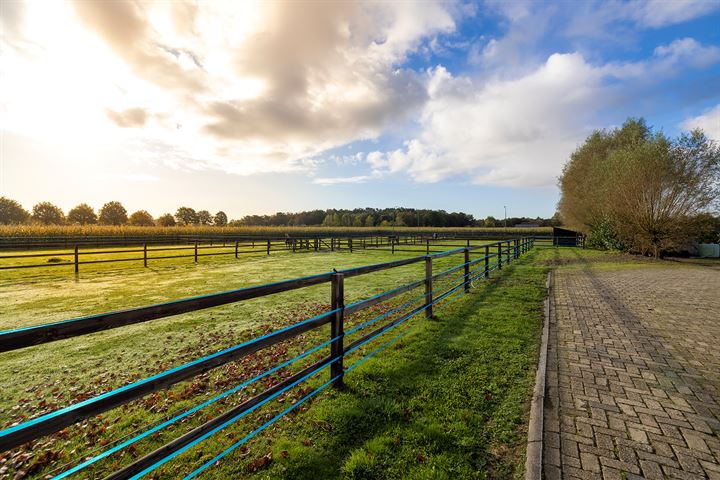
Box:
[0,234,578,275]
[0,238,535,478]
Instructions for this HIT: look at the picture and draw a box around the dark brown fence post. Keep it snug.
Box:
[425,256,433,318]
[464,248,470,293]
[349,238,353,253]
[74,245,79,274]
[497,242,502,270]
[330,273,345,389]
[426,239,430,255]
[235,241,239,259]
[484,245,490,278]
[391,240,395,255]
[506,240,511,264]
[143,243,147,268]
[194,243,198,263]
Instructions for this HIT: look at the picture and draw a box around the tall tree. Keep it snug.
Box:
[98,201,128,225]
[67,203,97,225]
[156,213,176,227]
[31,202,65,225]
[196,210,213,225]
[0,197,29,224]
[214,211,228,226]
[559,119,720,256]
[128,210,155,226]
[175,207,198,225]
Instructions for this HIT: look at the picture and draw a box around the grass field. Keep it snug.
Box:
[1,243,556,479]
[0,239,506,282]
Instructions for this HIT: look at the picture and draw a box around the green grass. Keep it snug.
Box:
[0,239,497,283]
[0,244,548,479]
[198,251,550,480]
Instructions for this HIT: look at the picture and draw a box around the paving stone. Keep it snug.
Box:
[543,266,720,480]
[639,459,665,479]
[628,427,648,444]
[580,452,600,472]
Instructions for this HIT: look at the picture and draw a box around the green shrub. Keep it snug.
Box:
[586,219,625,250]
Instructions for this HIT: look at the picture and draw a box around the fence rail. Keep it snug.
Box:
[0,234,579,275]
[0,229,549,250]
[0,238,534,479]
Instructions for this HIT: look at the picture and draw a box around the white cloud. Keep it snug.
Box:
[365,38,720,187]
[565,0,720,38]
[368,55,604,187]
[313,175,373,186]
[1,0,456,176]
[628,0,720,28]
[681,104,720,140]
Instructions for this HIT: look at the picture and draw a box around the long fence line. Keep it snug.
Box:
[0,230,548,250]
[0,238,535,479]
[0,234,578,274]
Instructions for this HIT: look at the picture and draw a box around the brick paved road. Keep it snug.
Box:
[543,266,720,479]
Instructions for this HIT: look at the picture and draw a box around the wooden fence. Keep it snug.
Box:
[0,234,578,275]
[0,238,534,478]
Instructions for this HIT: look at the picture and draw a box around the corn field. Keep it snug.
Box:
[0,225,551,239]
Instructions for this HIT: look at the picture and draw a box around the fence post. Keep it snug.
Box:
[331,238,335,251]
[464,248,470,293]
[484,245,490,278]
[506,240,511,264]
[74,245,79,274]
[143,243,147,268]
[349,238,353,253]
[425,256,433,318]
[194,243,198,263]
[497,242,502,270]
[267,239,271,255]
[391,240,395,255]
[330,273,345,389]
[235,241,239,259]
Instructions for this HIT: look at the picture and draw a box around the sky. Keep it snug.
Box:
[1,0,719,221]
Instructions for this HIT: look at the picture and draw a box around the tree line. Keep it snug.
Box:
[234,208,560,228]
[558,118,720,257]
[0,200,560,228]
[0,199,228,227]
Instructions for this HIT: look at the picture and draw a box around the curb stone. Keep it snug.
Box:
[525,271,552,480]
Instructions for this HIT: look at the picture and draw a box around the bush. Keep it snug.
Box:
[585,219,624,250]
